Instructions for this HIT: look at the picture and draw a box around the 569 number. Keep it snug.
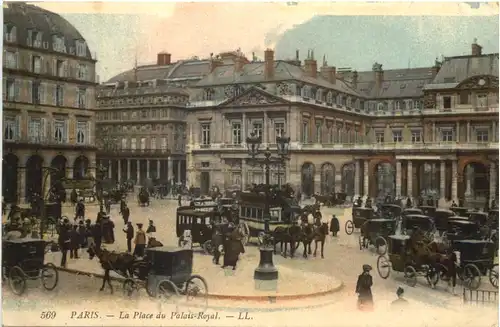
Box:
[40,311,57,319]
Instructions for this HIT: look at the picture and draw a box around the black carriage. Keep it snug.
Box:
[402,208,423,217]
[314,192,347,207]
[176,208,222,254]
[137,188,150,206]
[123,247,208,304]
[402,214,435,236]
[447,240,498,290]
[379,204,402,218]
[488,209,499,228]
[468,212,489,226]
[446,218,481,242]
[432,209,456,233]
[2,238,59,295]
[418,205,436,216]
[359,219,396,255]
[377,235,441,288]
[450,206,470,217]
[345,207,376,235]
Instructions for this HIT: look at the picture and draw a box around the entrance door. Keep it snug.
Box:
[200,172,210,195]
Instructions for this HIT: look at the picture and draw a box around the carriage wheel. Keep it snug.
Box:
[489,264,498,288]
[157,279,179,302]
[463,263,481,290]
[184,275,208,309]
[257,232,266,245]
[238,223,250,246]
[375,236,388,255]
[41,263,58,291]
[425,265,440,288]
[345,220,354,235]
[122,278,138,297]
[8,266,27,296]
[376,255,391,279]
[404,266,417,287]
[202,240,214,255]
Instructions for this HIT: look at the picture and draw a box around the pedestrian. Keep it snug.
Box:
[355,264,374,311]
[105,198,111,214]
[70,224,80,259]
[133,223,146,257]
[212,223,223,265]
[446,249,458,295]
[391,287,409,308]
[92,219,102,252]
[58,218,71,267]
[123,221,134,253]
[84,219,94,249]
[178,194,182,206]
[75,199,85,221]
[121,203,130,224]
[146,219,156,239]
[78,220,86,248]
[329,214,339,236]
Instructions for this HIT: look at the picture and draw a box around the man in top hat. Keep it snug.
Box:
[58,218,71,267]
[133,223,147,257]
[120,203,130,225]
[123,221,134,253]
[329,214,340,236]
[75,199,85,221]
[355,264,374,311]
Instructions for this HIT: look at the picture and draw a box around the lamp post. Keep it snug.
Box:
[246,132,290,281]
[95,164,109,212]
[39,167,59,239]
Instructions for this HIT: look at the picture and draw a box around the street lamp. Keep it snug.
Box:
[39,167,59,239]
[95,164,109,212]
[246,132,290,282]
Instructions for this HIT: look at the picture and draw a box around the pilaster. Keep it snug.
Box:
[395,161,402,197]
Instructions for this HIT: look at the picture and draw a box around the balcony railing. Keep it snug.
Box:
[97,148,171,155]
[3,136,94,147]
[191,141,498,151]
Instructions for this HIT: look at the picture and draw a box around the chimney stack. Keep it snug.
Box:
[352,70,358,89]
[472,38,482,56]
[431,57,442,78]
[157,52,172,66]
[234,55,245,73]
[372,62,384,90]
[209,53,224,73]
[304,49,317,79]
[264,48,275,80]
[319,57,336,85]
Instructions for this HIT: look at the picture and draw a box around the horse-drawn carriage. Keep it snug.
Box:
[137,188,150,207]
[313,192,348,207]
[376,235,441,288]
[446,217,482,242]
[450,206,470,217]
[379,204,402,218]
[418,205,437,217]
[468,212,489,226]
[402,208,423,217]
[402,214,435,236]
[123,247,208,306]
[489,209,499,228]
[359,219,396,255]
[432,209,457,233]
[2,238,59,295]
[441,240,498,290]
[176,207,223,253]
[345,207,376,235]
[190,198,218,212]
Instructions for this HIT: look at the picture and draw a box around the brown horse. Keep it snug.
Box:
[295,223,315,258]
[313,223,329,258]
[87,244,136,293]
[272,225,302,258]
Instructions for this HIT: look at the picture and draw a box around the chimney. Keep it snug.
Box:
[234,55,245,73]
[304,49,317,79]
[320,59,336,85]
[209,53,224,73]
[157,52,171,65]
[352,70,358,89]
[264,48,275,80]
[472,38,482,56]
[431,57,442,78]
[372,62,384,90]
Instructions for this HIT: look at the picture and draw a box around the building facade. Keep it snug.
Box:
[186,43,498,207]
[95,51,249,185]
[3,3,98,203]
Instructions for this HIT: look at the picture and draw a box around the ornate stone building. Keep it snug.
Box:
[187,42,498,207]
[3,3,98,203]
[95,51,249,184]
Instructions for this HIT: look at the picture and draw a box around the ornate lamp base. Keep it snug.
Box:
[254,247,278,280]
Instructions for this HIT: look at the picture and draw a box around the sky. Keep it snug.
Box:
[33,2,499,83]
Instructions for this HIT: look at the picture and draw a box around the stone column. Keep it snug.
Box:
[126,159,131,180]
[465,165,472,196]
[455,122,460,142]
[177,160,182,183]
[263,112,268,144]
[242,159,247,189]
[452,160,458,202]
[466,121,470,143]
[439,160,446,206]
[396,161,402,197]
[146,160,150,179]
[363,160,369,197]
[242,113,247,146]
[490,162,496,204]
[136,159,140,184]
[108,160,112,179]
[168,157,173,181]
[117,159,122,182]
[354,160,361,197]
[432,122,436,143]
[157,160,161,179]
[493,121,497,142]
[18,167,26,203]
[407,160,413,199]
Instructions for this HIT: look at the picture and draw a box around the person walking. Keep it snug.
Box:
[123,221,134,253]
[58,218,71,267]
[329,214,339,236]
[92,219,102,252]
[446,249,458,295]
[69,224,80,259]
[355,264,374,311]
[75,199,85,221]
[133,223,146,257]
[121,203,130,224]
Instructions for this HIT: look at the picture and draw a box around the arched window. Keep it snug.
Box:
[377,103,384,111]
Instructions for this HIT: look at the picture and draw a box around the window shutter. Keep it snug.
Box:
[60,86,64,106]
[39,56,44,74]
[2,78,6,101]
[11,26,17,43]
[29,54,33,72]
[75,86,79,108]
[87,121,91,145]
[52,58,57,76]
[52,84,57,106]
[63,61,69,77]
[14,79,20,101]
[41,83,46,104]
[15,115,21,140]
[64,120,68,143]
[15,51,20,69]
[84,88,88,109]
[27,81,33,103]
[41,117,46,142]
[3,50,6,67]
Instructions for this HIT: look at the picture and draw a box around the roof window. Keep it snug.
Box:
[443,77,456,83]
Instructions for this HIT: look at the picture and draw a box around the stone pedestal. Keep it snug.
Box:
[254,248,278,281]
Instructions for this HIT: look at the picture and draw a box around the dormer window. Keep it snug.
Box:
[4,24,17,43]
[75,40,87,57]
[27,29,42,47]
[52,34,66,53]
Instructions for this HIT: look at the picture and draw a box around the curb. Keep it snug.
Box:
[55,266,345,302]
